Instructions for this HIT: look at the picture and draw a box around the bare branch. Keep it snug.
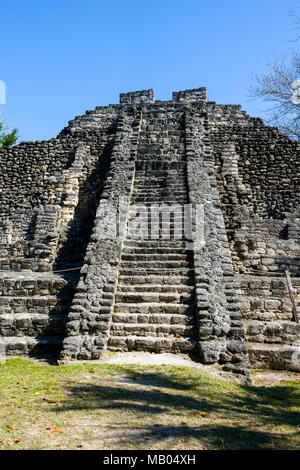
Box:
[248,54,300,140]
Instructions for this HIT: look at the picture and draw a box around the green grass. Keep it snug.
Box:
[0,358,299,450]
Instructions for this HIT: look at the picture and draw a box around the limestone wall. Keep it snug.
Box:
[0,106,119,271]
[208,103,300,276]
[60,107,142,360]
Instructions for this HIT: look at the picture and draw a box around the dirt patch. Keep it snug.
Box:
[101,351,300,387]
[251,369,300,387]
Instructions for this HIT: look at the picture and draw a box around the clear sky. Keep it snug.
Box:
[1,0,299,142]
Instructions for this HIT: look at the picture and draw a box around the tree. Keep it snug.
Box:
[0,120,18,150]
[249,54,300,140]
[249,11,300,140]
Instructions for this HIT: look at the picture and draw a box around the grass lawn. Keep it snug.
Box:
[0,358,299,450]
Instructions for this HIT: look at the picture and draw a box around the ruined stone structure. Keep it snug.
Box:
[0,88,299,376]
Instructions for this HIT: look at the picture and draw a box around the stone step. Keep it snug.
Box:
[138,128,183,134]
[130,193,187,199]
[134,166,186,171]
[137,145,184,150]
[113,302,196,314]
[239,295,297,320]
[136,160,185,166]
[0,272,76,296]
[126,230,188,237]
[0,258,48,271]
[130,198,189,204]
[134,173,186,178]
[119,260,193,269]
[0,295,72,314]
[107,335,198,353]
[1,336,63,356]
[121,247,189,255]
[137,148,184,153]
[123,239,187,247]
[119,268,195,276]
[133,183,187,190]
[137,149,184,154]
[128,212,186,219]
[116,284,194,293]
[134,170,187,176]
[126,221,187,229]
[118,275,194,286]
[242,310,296,322]
[247,342,300,371]
[127,216,188,222]
[237,275,300,289]
[135,163,185,168]
[124,238,189,245]
[126,224,187,232]
[133,184,187,191]
[137,154,184,159]
[131,188,187,193]
[238,290,298,302]
[121,253,192,262]
[139,139,184,144]
[111,312,195,325]
[244,320,300,344]
[114,291,195,304]
[134,163,187,170]
[110,322,197,337]
[132,183,187,190]
[123,239,190,245]
[134,176,186,181]
[131,190,187,197]
[0,313,67,337]
[128,209,187,215]
[134,174,186,180]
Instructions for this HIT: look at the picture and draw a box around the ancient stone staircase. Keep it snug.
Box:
[107,110,199,353]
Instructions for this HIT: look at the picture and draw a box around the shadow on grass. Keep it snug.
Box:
[51,368,300,449]
[97,423,299,450]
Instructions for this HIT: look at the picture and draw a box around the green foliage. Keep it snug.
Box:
[0,120,18,150]
[249,10,300,140]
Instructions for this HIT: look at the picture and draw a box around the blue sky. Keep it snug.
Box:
[1,0,299,142]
